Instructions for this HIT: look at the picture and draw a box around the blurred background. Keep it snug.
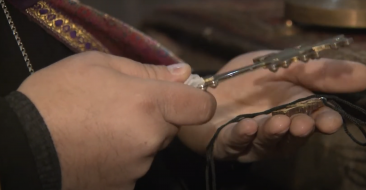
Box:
[80,0,366,73]
[80,0,205,27]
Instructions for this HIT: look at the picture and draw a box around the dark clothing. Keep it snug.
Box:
[0,0,74,97]
[0,93,42,189]
[1,92,61,190]
[0,2,71,189]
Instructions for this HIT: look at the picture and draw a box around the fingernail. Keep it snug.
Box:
[167,63,189,75]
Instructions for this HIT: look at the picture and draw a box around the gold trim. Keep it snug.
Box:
[25,1,109,53]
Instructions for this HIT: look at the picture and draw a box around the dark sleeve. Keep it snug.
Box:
[0,91,61,190]
[136,137,253,190]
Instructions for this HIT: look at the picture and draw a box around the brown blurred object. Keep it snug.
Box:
[285,0,366,29]
[140,0,366,71]
[140,1,366,190]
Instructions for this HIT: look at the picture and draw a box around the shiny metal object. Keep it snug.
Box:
[200,64,262,90]
[1,0,34,74]
[272,98,324,117]
[285,0,366,29]
[199,35,353,90]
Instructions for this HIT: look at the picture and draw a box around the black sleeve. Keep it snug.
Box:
[136,137,253,190]
[0,91,61,190]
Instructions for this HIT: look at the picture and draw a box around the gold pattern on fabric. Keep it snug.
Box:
[26,1,109,53]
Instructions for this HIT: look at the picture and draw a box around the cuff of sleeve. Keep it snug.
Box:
[4,91,61,190]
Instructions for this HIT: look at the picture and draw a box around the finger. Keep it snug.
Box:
[152,81,217,126]
[141,63,192,82]
[281,58,366,93]
[106,54,192,82]
[277,114,315,155]
[312,106,343,134]
[252,115,290,152]
[219,119,258,156]
[289,114,315,137]
[226,51,366,93]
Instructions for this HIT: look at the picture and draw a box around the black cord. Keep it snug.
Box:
[205,94,366,190]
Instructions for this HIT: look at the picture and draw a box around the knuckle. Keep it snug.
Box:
[142,65,160,79]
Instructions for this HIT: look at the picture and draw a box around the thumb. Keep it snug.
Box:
[141,63,192,82]
[106,54,192,82]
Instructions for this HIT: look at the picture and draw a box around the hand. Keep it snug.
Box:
[18,52,216,190]
[179,50,366,162]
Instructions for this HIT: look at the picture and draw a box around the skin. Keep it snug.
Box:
[17,51,216,190]
[4,50,366,189]
[179,50,366,162]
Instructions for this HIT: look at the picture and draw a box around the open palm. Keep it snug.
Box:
[179,50,366,163]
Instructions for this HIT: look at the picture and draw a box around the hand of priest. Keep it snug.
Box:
[17,51,216,190]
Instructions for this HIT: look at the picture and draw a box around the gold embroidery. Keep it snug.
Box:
[25,1,109,53]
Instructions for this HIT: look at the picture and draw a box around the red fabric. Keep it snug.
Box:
[45,0,182,66]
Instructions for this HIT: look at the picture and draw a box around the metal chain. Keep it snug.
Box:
[0,0,34,74]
